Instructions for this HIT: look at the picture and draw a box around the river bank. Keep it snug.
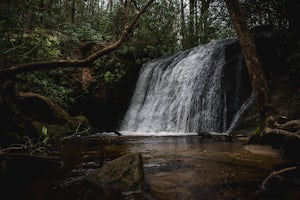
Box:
[2,134,299,200]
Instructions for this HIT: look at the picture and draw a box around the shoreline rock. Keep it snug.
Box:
[85,153,144,195]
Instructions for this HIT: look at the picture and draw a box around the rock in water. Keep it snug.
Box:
[85,153,144,193]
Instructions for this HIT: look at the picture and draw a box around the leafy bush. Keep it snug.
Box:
[1,29,61,67]
[16,68,79,110]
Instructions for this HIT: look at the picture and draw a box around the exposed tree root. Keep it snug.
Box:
[263,127,300,139]
[17,92,76,127]
[249,117,300,160]
[263,117,300,137]
[260,166,298,192]
[279,120,300,132]
[258,118,300,160]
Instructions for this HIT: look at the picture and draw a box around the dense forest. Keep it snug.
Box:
[0,0,299,147]
[1,0,300,199]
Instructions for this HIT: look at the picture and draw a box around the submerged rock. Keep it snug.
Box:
[85,153,144,194]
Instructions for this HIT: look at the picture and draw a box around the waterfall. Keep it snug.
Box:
[120,39,252,135]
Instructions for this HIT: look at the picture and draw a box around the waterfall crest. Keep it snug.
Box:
[120,39,252,135]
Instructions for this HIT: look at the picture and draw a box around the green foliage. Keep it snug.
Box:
[94,54,128,86]
[1,29,61,67]
[16,69,77,109]
[1,0,294,113]
[103,71,114,84]
[41,126,49,145]
[242,0,289,30]
[29,29,60,60]
[128,0,180,60]
[253,126,262,136]
[61,22,103,43]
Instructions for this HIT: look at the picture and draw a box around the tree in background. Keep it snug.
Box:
[181,0,223,48]
[0,2,153,73]
[224,0,275,128]
[0,0,297,114]
[225,0,300,139]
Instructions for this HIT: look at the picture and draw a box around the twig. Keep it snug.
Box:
[0,146,25,153]
[75,121,83,134]
[30,147,47,155]
[0,137,48,155]
[260,166,298,191]
[24,136,33,148]
[19,45,39,58]
[2,43,26,55]
[59,127,91,143]
[76,128,90,135]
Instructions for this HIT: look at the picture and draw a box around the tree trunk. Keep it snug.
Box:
[199,0,211,43]
[71,0,75,24]
[287,0,300,36]
[224,0,275,128]
[188,0,196,47]
[194,0,199,44]
[180,0,187,48]
[108,0,113,12]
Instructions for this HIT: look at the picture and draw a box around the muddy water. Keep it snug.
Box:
[1,135,289,200]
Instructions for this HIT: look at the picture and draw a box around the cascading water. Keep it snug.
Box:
[120,39,252,135]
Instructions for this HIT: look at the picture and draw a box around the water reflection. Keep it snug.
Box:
[0,135,288,200]
[123,136,285,200]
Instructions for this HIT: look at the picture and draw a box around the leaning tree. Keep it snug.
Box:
[0,0,154,140]
[0,0,154,78]
[224,0,300,140]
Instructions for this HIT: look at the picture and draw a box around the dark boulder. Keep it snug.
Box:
[85,153,144,195]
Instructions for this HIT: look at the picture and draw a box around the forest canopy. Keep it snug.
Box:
[1,0,293,66]
[0,0,298,109]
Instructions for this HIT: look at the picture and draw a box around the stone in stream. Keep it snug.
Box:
[85,153,144,195]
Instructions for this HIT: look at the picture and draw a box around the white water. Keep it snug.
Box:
[121,39,252,136]
[119,131,198,136]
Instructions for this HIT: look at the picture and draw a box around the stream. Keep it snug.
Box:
[1,134,293,200]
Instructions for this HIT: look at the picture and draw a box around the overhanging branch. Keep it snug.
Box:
[0,0,154,78]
